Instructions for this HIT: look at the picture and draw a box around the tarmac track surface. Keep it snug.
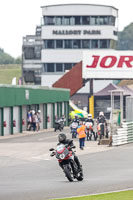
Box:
[0,128,133,200]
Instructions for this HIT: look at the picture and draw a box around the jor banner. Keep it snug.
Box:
[83,50,133,79]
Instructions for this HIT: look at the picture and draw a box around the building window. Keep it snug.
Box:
[45,16,56,25]
[44,40,113,49]
[56,63,63,72]
[56,16,62,25]
[90,16,99,25]
[63,16,70,25]
[74,16,81,25]
[73,40,81,48]
[99,16,109,25]
[47,63,55,72]
[56,40,63,48]
[113,31,118,36]
[82,40,90,48]
[24,47,35,59]
[82,16,90,25]
[100,40,108,48]
[43,15,116,26]
[70,17,75,25]
[64,40,72,48]
[43,64,47,72]
[110,16,115,25]
[64,63,72,71]
[34,46,41,59]
[47,40,55,48]
[92,40,99,48]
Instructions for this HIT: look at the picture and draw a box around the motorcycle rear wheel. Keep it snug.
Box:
[63,165,74,182]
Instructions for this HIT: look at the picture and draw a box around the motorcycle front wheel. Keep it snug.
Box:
[63,165,74,182]
[76,170,84,181]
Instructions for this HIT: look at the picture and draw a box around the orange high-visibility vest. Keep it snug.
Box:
[77,125,86,138]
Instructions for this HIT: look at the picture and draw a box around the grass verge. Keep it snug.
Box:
[0,64,21,84]
[52,190,133,200]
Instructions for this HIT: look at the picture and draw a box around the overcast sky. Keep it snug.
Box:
[0,0,132,58]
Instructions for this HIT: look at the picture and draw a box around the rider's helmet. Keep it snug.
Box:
[88,113,92,119]
[99,111,104,117]
[38,110,41,113]
[58,133,67,143]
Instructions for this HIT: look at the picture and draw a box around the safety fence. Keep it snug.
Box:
[112,122,133,146]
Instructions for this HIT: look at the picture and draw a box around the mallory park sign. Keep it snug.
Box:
[52,30,101,35]
[83,50,133,79]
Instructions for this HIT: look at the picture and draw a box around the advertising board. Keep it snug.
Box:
[83,50,133,79]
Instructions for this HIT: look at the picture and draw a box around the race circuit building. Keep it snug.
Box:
[22,4,118,85]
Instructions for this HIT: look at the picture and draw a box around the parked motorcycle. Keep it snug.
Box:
[70,121,79,138]
[85,122,96,141]
[54,118,64,132]
[49,144,83,182]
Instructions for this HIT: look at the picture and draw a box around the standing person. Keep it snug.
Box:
[27,110,32,131]
[37,110,41,131]
[32,112,38,132]
[77,121,86,150]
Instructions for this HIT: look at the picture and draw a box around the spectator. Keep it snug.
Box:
[37,110,41,131]
[77,121,86,150]
[32,112,38,131]
[27,110,32,131]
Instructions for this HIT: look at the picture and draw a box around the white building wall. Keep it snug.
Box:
[41,26,117,40]
[13,106,20,134]
[47,104,52,128]
[41,49,82,63]
[4,107,11,135]
[41,75,62,87]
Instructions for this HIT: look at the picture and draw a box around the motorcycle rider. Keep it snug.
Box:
[96,112,107,143]
[85,113,94,125]
[70,115,79,134]
[85,113,96,140]
[97,112,106,124]
[72,115,79,124]
[58,133,82,170]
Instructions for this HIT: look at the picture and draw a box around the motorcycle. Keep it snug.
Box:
[97,123,105,140]
[85,122,96,141]
[54,118,64,132]
[70,121,78,138]
[49,144,83,182]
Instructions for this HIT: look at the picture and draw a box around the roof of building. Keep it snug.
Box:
[41,4,118,11]
[94,83,133,96]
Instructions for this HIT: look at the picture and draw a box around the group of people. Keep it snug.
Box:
[70,111,107,150]
[27,110,41,132]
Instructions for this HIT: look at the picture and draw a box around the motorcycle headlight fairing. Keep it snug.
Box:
[60,153,65,159]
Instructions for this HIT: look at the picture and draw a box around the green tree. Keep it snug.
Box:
[0,49,15,64]
[117,23,133,50]
[15,56,22,64]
